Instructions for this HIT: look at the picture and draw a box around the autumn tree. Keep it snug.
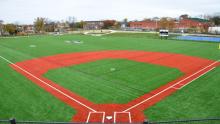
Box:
[34,17,45,33]
[3,24,17,35]
[103,20,116,29]
[159,17,175,30]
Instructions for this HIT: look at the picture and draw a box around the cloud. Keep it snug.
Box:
[0,0,219,24]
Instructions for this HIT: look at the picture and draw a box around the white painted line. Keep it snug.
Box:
[113,112,116,123]
[128,112,132,123]
[114,112,132,123]
[102,112,105,123]
[0,55,97,112]
[172,87,180,90]
[86,112,105,123]
[86,112,91,123]
[179,67,216,89]
[123,60,219,112]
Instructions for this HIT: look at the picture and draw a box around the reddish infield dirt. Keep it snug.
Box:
[10,50,220,123]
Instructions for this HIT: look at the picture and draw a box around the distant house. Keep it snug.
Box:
[129,20,158,31]
[55,22,70,33]
[83,21,104,30]
[23,25,35,34]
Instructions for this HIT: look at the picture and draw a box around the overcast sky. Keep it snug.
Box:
[0,0,220,24]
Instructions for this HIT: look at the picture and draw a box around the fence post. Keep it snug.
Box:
[9,118,16,124]
[143,119,149,124]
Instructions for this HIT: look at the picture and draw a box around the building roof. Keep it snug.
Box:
[188,18,209,23]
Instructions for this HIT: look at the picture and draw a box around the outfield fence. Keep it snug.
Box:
[1,118,220,124]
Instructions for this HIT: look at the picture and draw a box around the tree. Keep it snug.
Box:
[123,18,128,27]
[67,16,76,30]
[3,24,17,35]
[114,21,121,29]
[103,20,116,29]
[159,17,175,30]
[180,14,189,19]
[34,17,45,33]
[210,16,220,26]
[0,20,3,35]
[75,21,85,29]
[44,19,57,32]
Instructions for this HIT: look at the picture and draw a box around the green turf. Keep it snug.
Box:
[0,58,75,121]
[144,66,220,121]
[0,32,220,121]
[44,59,182,103]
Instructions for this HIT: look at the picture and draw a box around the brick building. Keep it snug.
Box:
[175,18,209,32]
[129,20,158,30]
[128,18,210,33]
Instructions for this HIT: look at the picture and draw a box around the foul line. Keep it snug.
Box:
[178,67,216,89]
[0,55,97,112]
[123,60,219,112]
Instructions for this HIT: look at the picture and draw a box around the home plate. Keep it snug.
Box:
[106,116,113,120]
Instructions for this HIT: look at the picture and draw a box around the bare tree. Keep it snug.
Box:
[67,16,76,30]
[34,17,46,33]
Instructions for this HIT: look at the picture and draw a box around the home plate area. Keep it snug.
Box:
[86,112,132,123]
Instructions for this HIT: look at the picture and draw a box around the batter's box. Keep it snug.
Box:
[86,112,105,123]
[114,112,132,123]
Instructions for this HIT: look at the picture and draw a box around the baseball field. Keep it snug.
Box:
[0,32,220,123]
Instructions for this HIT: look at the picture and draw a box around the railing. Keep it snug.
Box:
[145,118,220,124]
[1,118,220,124]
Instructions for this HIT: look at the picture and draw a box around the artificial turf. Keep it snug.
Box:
[0,32,219,121]
[44,59,182,103]
[144,66,220,121]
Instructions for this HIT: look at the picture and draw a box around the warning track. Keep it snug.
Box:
[2,50,219,123]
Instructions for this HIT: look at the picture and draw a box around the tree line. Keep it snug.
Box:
[0,14,220,36]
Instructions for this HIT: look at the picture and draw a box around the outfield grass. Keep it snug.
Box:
[0,33,219,121]
[44,59,182,103]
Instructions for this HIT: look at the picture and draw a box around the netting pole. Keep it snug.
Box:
[143,119,149,124]
[9,118,16,124]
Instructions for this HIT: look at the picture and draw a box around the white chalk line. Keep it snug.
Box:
[171,67,216,90]
[0,55,97,112]
[123,60,219,112]
[86,112,105,123]
[114,112,132,123]
[178,67,216,89]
